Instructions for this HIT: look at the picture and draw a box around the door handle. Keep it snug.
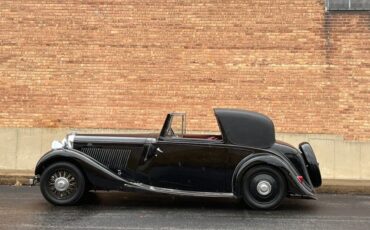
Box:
[154,147,164,157]
[144,147,163,161]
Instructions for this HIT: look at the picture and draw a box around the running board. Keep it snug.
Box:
[125,183,235,198]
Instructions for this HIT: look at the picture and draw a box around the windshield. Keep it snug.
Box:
[161,113,186,138]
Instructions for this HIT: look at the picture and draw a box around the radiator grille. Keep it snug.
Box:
[81,147,132,170]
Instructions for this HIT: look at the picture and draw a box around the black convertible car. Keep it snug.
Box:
[32,109,321,210]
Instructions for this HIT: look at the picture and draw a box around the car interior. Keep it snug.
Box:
[160,113,223,142]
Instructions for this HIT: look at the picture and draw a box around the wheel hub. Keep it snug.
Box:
[256,180,272,196]
[54,177,70,192]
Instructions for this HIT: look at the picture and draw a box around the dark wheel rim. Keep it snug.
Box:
[47,169,78,200]
[248,172,279,204]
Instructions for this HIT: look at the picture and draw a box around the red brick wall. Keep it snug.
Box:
[0,0,369,140]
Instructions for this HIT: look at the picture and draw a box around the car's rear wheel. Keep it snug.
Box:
[40,162,85,206]
[242,165,286,210]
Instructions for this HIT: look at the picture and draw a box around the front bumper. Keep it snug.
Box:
[29,175,40,186]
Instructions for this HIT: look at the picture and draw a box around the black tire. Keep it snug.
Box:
[40,162,85,206]
[242,165,286,210]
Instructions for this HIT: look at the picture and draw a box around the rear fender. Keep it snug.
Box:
[35,148,129,189]
[232,153,316,199]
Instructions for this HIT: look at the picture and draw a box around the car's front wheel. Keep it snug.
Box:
[242,165,286,210]
[40,161,85,205]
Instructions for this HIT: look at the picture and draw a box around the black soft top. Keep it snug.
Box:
[214,108,275,148]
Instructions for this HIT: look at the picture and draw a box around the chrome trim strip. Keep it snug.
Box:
[73,135,157,145]
[124,183,235,198]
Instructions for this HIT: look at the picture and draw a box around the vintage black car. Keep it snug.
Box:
[32,109,321,210]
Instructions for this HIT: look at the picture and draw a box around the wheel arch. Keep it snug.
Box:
[35,149,129,190]
[232,153,316,198]
[36,155,83,175]
[35,154,94,189]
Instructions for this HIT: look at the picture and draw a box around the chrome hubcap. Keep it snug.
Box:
[256,180,272,196]
[48,170,77,199]
[54,177,69,192]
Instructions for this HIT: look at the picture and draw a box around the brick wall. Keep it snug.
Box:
[0,0,369,140]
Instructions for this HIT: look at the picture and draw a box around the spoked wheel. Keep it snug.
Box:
[40,162,85,205]
[242,165,286,210]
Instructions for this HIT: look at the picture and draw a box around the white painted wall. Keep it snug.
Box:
[0,128,369,180]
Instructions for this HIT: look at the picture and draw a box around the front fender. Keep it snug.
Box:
[232,153,316,199]
[35,148,130,189]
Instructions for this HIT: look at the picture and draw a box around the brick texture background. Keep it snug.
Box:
[0,0,369,140]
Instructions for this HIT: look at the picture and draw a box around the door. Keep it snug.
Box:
[146,139,228,192]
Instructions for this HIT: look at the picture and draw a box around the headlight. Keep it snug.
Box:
[51,140,64,150]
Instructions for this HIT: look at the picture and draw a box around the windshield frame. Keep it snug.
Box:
[159,113,186,138]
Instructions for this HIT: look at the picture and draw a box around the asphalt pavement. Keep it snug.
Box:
[0,185,370,230]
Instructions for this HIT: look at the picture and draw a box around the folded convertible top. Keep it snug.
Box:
[214,108,275,148]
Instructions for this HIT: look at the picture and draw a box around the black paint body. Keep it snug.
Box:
[34,109,320,199]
